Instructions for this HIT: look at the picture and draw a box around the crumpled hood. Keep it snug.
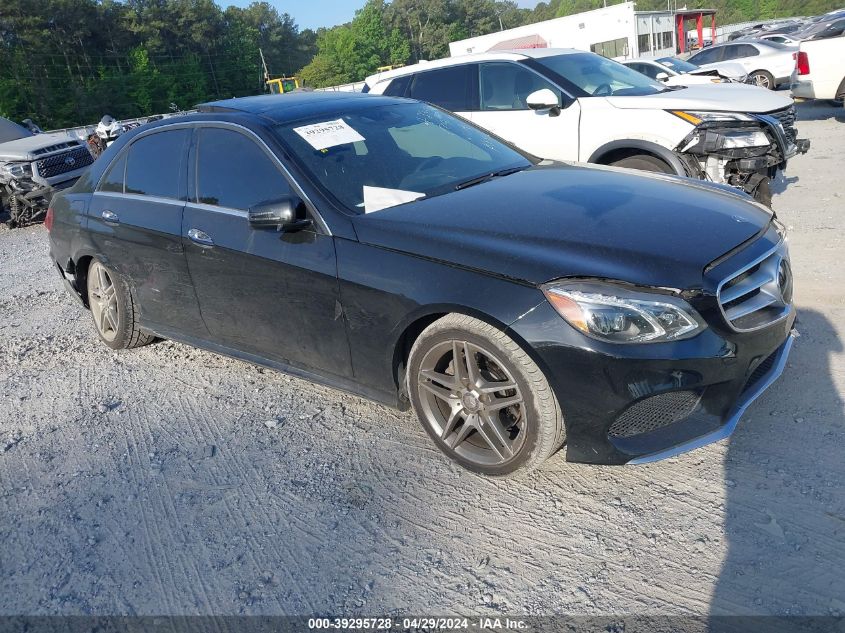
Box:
[0,133,80,161]
[352,164,771,290]
[688,62,748,80]
[605,83,793,113]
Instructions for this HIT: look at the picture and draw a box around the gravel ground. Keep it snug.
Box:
[0,101,843,619]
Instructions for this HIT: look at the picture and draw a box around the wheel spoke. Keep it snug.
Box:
[97,266,109,292]
[105,307,118,332]
[419,378,458,404]
[464,342,481,388]
[475,414,509,460]
[91,297,104,328]
[420,367,457,390]
[440,405,463,440]
[451,340,466,385]
[476,378,518,394]
[479,411,513,458]
[446,414,476,449]
[486,394,522,412]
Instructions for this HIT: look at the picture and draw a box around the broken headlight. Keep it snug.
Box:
[670,110,756,125]
[542,281,706,344]
[0,162,33,179]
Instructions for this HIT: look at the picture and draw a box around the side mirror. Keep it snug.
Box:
[526,88,561,114]
[656,71,670,82]
[248,196,312,232]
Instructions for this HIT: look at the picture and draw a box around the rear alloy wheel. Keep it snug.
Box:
[407,314,564,476]
[86,259,154,350]
[750,70,774,90]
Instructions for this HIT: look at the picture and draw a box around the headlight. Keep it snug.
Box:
[670,110,756,125]
[718,129,770,148]
[542,281,706,344]
[0,162,33,179]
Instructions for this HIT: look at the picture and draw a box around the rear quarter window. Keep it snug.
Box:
[382,74,412,97]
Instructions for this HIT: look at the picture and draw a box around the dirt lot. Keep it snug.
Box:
[1,101,843,619]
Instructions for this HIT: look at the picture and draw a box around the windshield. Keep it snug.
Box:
[275,102,531,213]
[0,117,33,144]
[534,53,669,97]
[657,57,700,73]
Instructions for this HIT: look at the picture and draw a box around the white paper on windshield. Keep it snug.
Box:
[363,186,424,213]
[293,119,364,150]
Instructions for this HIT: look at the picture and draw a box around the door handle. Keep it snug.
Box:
[188,228,214,247]
[101,209,120,225]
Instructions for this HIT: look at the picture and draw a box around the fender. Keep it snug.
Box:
[587,139,689,177]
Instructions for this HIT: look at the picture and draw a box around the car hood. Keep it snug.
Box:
[351,164,771,290]
[604,83,793,113]
[0,133,79,161]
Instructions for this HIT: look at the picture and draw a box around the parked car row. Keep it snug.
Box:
[48,91,798,475]
[365,48,808,205]
[728,9,845,43]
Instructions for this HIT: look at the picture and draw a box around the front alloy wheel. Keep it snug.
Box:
[418,339,526,465]
[407,314,565,476]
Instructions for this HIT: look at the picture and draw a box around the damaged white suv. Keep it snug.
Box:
[0,117,94,227]
[365,48,810,205]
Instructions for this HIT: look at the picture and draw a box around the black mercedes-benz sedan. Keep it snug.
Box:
[47,92,795,475]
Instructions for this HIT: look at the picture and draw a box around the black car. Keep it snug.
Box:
[48,93,795,475]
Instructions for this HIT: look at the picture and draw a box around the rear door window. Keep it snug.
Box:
[689,47,722,64]
[407,65,477,111]
[195,127,291,210]
[125,129,189,199]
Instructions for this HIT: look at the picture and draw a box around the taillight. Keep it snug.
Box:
[44,206,54,232]
[797,51,810,75]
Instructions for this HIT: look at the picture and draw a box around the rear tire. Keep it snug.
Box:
[609,154,674,174]
[406,314,565,477]
[85,259,154,350]
[749,70,775,90]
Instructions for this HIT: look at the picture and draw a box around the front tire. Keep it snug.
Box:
[609,154,674,174]
[406,314,564,476]
[86,259,154,350]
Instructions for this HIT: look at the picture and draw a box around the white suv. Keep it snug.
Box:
[365,48,808,205]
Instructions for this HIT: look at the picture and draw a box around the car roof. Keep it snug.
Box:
[197,92,410,124]
[365,48,583,85]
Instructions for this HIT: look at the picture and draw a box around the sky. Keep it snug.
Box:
[219,0,542,31]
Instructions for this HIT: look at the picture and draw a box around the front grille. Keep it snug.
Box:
[742,350,778,395]
[609,390,702,438]
[35,146,93,179]
[767,105,797,146]
[718,244,792,332]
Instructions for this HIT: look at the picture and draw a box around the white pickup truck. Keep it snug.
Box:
[790,35,845,102]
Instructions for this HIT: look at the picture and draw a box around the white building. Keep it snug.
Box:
[448,2,680,61]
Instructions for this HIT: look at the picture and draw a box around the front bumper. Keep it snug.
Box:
[628,330,793,463]
[507,235,796,465]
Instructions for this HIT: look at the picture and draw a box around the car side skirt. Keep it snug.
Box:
[143,324,404,410]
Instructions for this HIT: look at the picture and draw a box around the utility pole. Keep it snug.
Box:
[260,47,270,83]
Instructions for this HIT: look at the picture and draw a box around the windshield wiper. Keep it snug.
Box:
[454,166,528,191]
